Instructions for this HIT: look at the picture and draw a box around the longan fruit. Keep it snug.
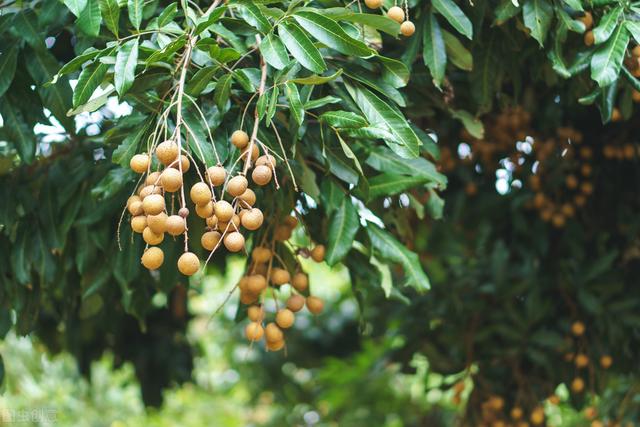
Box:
[143,227,164,245]
[530,407,544,425]
[238,276,250,293]
[571,377,585,393]
[127,195,141,207]
[139,185,162,200]
[238,189,256,208]
[311,245,325,262]
[611,107,622,122]
[177,252,200,276]
[130,154,150,173]
[166,215,186,236]
[253,262,268,276]
[251,246,272,263]
[160,168,183,192]
[584,30,594,46]
[147,212,168,234]
[266,338,285,351]
[206,215,218,229]
[131,215,147,233]
[633,45,640,57]
[201,230,222,251]
[171,155,190,172]
[141,246,164,270]
[551,213,565,228]
[190,182,212,206]
[547,394,560,405]
[575,353,589,368]
[256,154,276,167]
[488,396,504,411]
[387,6,404,23]
[511,407,523,420]
[275,309,295,329]
[224,232,245,252]
[400,21,415,37]
[306,296,324,314]
[274,225,292,241]
[252,165,272,186]
[247,305,264,321]
[292,272,308,292]
[265,322,283,342]
[364,0,382,9]
[580,182,593,195]
[145,171,161,186]
[600,355,612,369]
[287,294,305,312]
[241,144,259,161]
[579,11,593,29]
[155,140,179,165]
[142,194,165,215]
[245,322,264,341]
[206,166,226,186]
[240,291,258,305]
[283,215,298,229]
[128,200,143,216]
[231,130,250,149]
[571,321,586,336]
[214,200,234,222]
[195,201,214,218]
[227,175,248,197]
[247,274,267,294]
[241,208,264,231]
[270,268,290,285]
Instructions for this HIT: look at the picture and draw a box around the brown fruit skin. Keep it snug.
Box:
[171,155,190,172]
[201,231,222,251]
[240,291,258,305]
[166,215,186,236]
[311,245,326,262]
[195,201,214,219]
[511,407,523,420]
[275,309,295,329]
[160,168,183,192]
[270,268,291,285]
[145,172,161,186]
[214,200,234,222]
[256,154,276,167]
[242,144,259,162]
[274,225,292,241]
[306,296,324,314]
[286,294,305,312]
[251,246,272,263]
[265,322,283,342]
[364,0,382,9]
[252,165,272,186]
[292,272,309,292]
[206,215,218,229]
[571,377,585,393]
[238,189,256,208]
[139,185,162,200]
[141,247,164,270]
[128,200,144,216]
[245,322,264,341]
[155,140,179,165]
[224,232,245,252]
[131,216,147,233]
[142,194,165,215]
[387,6,405,23]
[247,274,267,294]
[284,215,298,229]
[190,182,212,206]
[177,252,200,276]
[143,227,165,245]
[206,166,226,186]
[579,11,593,29]
[600,355,613,369]
[130,154,150,173]
[584,30,595,46]
[400,21,415,37]
[241,208,264,231]
[266,339,285,351]
[231,130,250,149]
[147,212,168,234]
[247,305,264,321]
[575,353,589,368]
[227,175,248,197]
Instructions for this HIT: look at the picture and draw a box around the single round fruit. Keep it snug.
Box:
[252,165,272,186]
[306,296,324,314]
[128,200,143,216]
[179,207,189,218]
[240,291,258,305]
[160,168,183,192]
[571,321,585,336]
[131,215,147,233]
[177,252,200,276]
[242,144,259,161]
[130,154,150,173]
[265,322,283,342]
[311,245,325,262]
[270,268,290,285]
[611,107,622,122]
[190,182,212,206]
[142,194,165,215]
[214,200,234,222]
[284,215,298,229]
[251,246,272,263]
[147,212,168,234]
[143,227,164,245]
[206,166,226,186]
[364,0,382,9]
[127,195,141,207]
[241,208,264,231]
[266,338,285,351]
[155,140,179,165]
[286,294,305,312]
[571,377,585,393]
[387,6,404,23]
[275,309,295,329]
[231,130,250,149]
[256,154,276,167]
[224,232,245,252]
[511,407,523,420]
[141,247,164,270]
[227,175,248,197]
[171,155,190,172]
[274,225,292,241]
[575,353,589,368]
[195,201,214,218]
[245,322,264,341]
[579,11,593,29]
[530,407,544,425]
[584,30,594,46]
[201,230,222,251]
[292,272,308,292]
[247,274,267,294]
[247,305,264,321]
[238,189,256,207]
[166,215,186,236]
[400,21,415,37]
[238,276,250,293]
[600,355,612,369]
[145,172,161,186]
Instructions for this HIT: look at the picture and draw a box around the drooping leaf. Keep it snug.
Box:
[186,65,218,96]
[73,62,108,107]
[278,20,327,74]
[366,145,446,188]
[293,11,373,57]
[127,0,143,29]
[214,73,233,111]
[63,0,88,17]
[442,30,472,71]
[522,0,554,47]
[238,2,271,33]
[368,174,433,199]
[260,32,289,70]
[325,197,360,265]
[432,0,473,40]
[290,69,343,85]
[0,99,37,164]
[99,0,120,37]
[76,0,102,37]
[0,44,18,98]
[423,11,447,88]
[284,82,304,125]
[320,111,368,129]
[592,6,622,44]
[114,38,138,96]
[591,24,629,87]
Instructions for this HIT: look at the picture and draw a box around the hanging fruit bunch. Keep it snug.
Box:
[364,0,416,37]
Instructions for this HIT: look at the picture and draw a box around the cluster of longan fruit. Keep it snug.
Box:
[477,395,546,427]
[364,0,415,37]
[602,143,639,160]
[240,216,327,351]
[127,129,276,276]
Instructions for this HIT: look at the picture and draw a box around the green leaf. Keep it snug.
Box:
[145,36,186,64]
[367,223,430,291]
[423,11,447,88]
[77,0,102,37]
[0,99,36,163]
[114,38,138,96]
[450,109,484,138]
[99,0,120,37]
[112,121,149,167]
[73,62,108,107]
[336,133,363,175]
[320,110,368,128]
[266,86,279,124]
[323,8,400,36]
[522,0,553,47]
[54,47,104,80]
[284,82,304,125]
[238,2,271,33]
[325,197,360,265]
[214,73,233,111]
[195,6,227,35]
[290,69,343,85]
[64,0,88,17]
[366,145,446,188]
[432,0,473,40]
[67,87,114,115]
[470,38,498,111]
[626,21,640,45]
[293,11,373,57]
[11,10,43,48]
[260,32,289,70]
[591,24,629,87]
[0,44,18,98]
[158,3,178,26]
[592,7,622,44]
[442,30,472,71]
[127,0,143,29]
[186,65,218,96]
[278,21,327,74]
[378,56,410,88]
[562,0,583,11]
[368,174,432,199]
[305,95,341,109]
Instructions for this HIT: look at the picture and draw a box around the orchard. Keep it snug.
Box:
[0,0,639,425]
